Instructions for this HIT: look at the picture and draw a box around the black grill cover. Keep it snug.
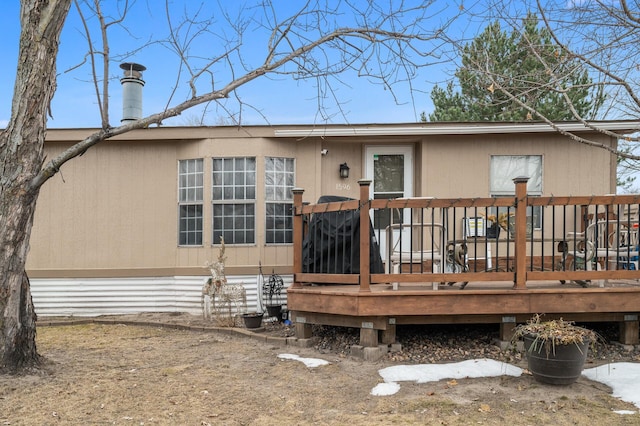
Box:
[302,195,384,274]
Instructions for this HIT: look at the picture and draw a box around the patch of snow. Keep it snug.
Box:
[370,382,401,396]
[277,353,330,368]
[583,362,640,409]
[369,358,640,410]
[373,358,522,396]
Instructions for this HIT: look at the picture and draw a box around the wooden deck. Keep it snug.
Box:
[288,280,640,345]
[288,180,640,347]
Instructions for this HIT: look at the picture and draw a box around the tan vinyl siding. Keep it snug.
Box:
[419,133,616,198]
[27,123,624,280]
[30,140,178,271]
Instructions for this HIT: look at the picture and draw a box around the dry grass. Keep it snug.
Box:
[0,320,638,425]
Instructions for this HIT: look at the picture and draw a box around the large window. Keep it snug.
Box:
[490,155,542,229]
[212,157,256,244]
[178,159,204,246]
[265,157,295,244]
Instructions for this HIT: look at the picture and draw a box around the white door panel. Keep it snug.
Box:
[364,146,413,259]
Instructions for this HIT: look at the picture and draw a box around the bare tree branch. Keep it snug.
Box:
[457,0,640,167]
[31,0,459,190]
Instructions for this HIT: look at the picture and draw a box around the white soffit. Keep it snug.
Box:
[273,121,640,137]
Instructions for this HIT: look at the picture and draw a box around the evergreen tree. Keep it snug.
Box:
[426,13,601,122]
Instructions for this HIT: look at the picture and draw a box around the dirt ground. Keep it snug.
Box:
[1,315,640,425]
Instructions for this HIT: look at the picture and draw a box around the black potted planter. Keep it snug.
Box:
[523,334,590,385]
[486,223,501,239]
[241,312,263,329]
[514,316,596,385]
[265,304,282,320]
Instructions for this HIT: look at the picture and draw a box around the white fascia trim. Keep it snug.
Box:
[273,121,640,137]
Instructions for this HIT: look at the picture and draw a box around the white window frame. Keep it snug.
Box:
[265,157,295,244]
[178,158,204,246]
[212,157,256,245]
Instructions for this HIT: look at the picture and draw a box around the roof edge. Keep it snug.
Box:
[273,121,640,137]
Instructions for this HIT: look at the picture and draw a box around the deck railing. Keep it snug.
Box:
[293,178,640,291]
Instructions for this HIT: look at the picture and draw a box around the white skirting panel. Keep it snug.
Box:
[30,275,292,317]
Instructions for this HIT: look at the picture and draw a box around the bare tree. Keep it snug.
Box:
[460,0,640,191]
[0,0,457,371]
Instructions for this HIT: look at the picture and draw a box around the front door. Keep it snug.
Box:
[364,146,413,259]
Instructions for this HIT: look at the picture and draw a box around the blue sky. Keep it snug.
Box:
[0,1,481,129]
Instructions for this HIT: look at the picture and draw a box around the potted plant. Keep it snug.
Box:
[260,263,285,320]
[482,212,514,238]
[263,272,285,319]
[513,314,597,385]
[240,311,264,329]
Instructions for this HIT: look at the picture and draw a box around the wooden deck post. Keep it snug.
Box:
[292,188,305,288]
[513,177,529,290]
[499,316,516,341]
[358,179,372,292]
[380,321,397,344]
[360,328,378,347]
[620,314,639,345]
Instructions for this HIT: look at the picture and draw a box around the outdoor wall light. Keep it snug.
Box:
[339,162,350,179]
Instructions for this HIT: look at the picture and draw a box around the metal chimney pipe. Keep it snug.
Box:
[120,62,146,122]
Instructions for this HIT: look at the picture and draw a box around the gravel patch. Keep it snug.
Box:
[264,319,640,366]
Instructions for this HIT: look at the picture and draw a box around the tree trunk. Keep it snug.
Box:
[0,161,39,369]
[0,0,71,371]
[0,184,41,370]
